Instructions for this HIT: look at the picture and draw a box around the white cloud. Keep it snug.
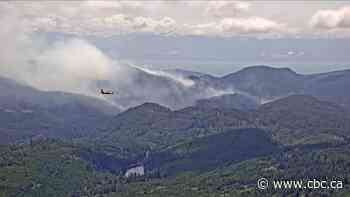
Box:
[310,7,350,29]
[23,12,286,37]
[205,1,250,18]
[8,1,148,18]
[131,16,176,33]
[182,22,219,36]
[2,1,349,38]
[1,1,286,38]
[82,1,147,16]
[18,10,177,37]
[218,17,285,34]
[90,14,177,35]
[182,17,286,37]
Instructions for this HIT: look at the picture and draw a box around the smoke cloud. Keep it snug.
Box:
[0,11,121,98]
[32,38,115,96]
[130,64,195,87]
[0,11,245,110]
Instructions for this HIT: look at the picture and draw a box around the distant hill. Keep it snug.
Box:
[6,65,350,114]
[195,93,259,111]
[2,66,350,196]
[217,66,350,103]
[220,66,304,100]
[161,68,211,78]
[2,65,350,147]
[88,101,254,158]
[148,128,278,175]
[255,95,350,145]
[304,69,350,98]
[151,66,350,110]
[90,94,350,159]
[0,76,120,144]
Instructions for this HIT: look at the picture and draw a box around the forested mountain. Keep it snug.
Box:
[1,66,350,197]
[2,65,350,144]
[0,76,120,143]
[195,93,259,111]
[255,95,350,145]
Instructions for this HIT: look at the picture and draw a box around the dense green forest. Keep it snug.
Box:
[1,94,350,197]
[1,131,350,196]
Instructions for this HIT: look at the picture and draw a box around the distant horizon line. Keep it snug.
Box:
[130,60,350,76]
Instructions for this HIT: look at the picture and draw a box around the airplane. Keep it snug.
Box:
[100,89,114,95]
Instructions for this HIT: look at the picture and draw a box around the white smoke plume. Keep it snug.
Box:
[204,87,236,97]
[0,10,242,110]
[32,39,115,96]
[129,64,195,87]
[0,11,128,99]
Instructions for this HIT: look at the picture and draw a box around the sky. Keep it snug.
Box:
[2,1,350,38]
[1,1,350,77]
